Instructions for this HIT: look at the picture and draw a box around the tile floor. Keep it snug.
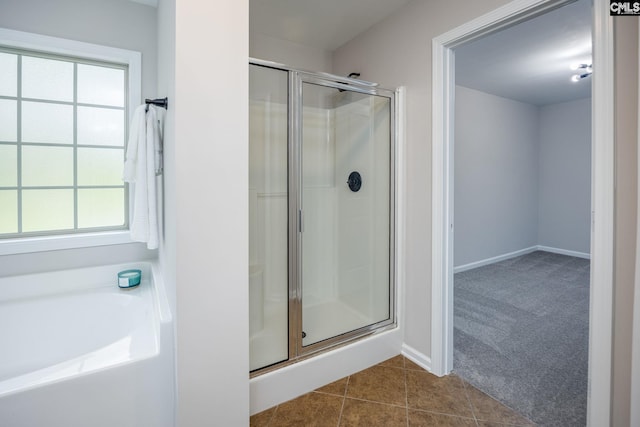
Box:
[250,355,536,427]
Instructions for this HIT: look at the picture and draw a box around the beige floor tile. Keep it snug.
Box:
[340,398,407,427]
[406,371,474,418]
[268,392,343,427]
[316,377,349,396]
[404,357,425,372]
[346,365,407,406]
[464,384,535,426]
[408,409,477,426]
[249,406,276,427]
[377,355,405,369]
[249,362,539,426]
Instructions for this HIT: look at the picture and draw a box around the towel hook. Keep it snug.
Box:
[145,97,168,112]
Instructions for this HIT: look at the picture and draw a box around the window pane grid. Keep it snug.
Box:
[17,53,23,234]
[73,61,78,230]
[0,96,126,112]
[0,47,128,239]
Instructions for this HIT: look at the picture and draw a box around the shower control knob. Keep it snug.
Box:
[347,171,362,192]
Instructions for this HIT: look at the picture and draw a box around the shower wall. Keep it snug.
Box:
[300,90,389,320]
[301,104,337,303]
[333,94,390,320]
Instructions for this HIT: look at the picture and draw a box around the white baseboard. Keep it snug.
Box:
[401,343,432,373]
[454,246,537,273]
[454,245,591,273]
[537,245,590,259]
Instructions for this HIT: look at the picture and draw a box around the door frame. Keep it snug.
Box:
[430,0,614,425]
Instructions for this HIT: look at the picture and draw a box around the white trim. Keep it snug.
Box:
[453,246,538,273]
[431,0,614,425]
[454,245,591,274]
[430,35,455,379]
[587,2,615,426]
[0,231,138,256]
[0,28,143,255]
[537,245,591,259]
[396,86,407,335]
[401,343,432,372]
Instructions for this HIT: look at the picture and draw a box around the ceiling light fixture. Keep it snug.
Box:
[570,63,592,82]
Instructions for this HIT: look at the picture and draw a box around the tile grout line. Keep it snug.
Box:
[459,376,480,427]
[336,375,350,427]
[341,395,410,410]
[403,357,409,427]
[264,404,278,427]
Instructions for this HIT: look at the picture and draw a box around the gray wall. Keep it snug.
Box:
[538,98,591,254]
[250,32,333,73]
[454,86,539,267]
[0,0,158,276]
[454,86,591,268]
[332,0,511,360]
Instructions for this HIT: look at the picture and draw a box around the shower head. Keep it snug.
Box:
[339,72,361,92]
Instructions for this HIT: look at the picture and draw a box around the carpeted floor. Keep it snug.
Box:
[453,251,590,427]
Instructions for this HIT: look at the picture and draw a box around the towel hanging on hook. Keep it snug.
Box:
[123,99,166,250]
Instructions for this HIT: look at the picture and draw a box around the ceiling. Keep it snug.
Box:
[455,0,592,106]
[250,0,592,106]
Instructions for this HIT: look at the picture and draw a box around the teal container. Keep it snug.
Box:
[118,269,141,288]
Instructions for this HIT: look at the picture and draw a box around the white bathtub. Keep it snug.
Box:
[0,262,174,427]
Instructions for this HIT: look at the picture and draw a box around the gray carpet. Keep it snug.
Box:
[453,251,590,427]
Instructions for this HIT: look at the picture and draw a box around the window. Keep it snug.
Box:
[0,28,141,254]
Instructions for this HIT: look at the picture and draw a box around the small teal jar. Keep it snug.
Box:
[118,269,141,288]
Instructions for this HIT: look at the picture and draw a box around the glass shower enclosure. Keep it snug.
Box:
[249,60,395,372]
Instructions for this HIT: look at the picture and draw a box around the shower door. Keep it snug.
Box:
[296,75,394,353]
[249,65,289,371]
[249,62,395,372]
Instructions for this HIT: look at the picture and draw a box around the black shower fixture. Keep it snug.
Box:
[347,171,362,192]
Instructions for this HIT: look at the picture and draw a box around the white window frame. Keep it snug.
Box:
[0,28,141,255]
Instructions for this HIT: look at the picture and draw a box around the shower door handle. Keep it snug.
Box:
[298,209,303,233]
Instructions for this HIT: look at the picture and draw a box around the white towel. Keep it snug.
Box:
[123,104,163,250]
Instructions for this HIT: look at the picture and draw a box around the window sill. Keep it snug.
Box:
[0,231,139,256]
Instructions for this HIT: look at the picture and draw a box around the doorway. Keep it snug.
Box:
[431,0,615,425]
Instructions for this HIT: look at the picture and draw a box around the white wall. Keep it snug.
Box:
[454,86,540,267]
[156,0,176,423]
[0,0,158,276]
[174,0,249,425]
[157,0,176,317]
[250,32,332,73]
[538,98,591,254]
[333,0,512,362]
[454,87,591,267]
